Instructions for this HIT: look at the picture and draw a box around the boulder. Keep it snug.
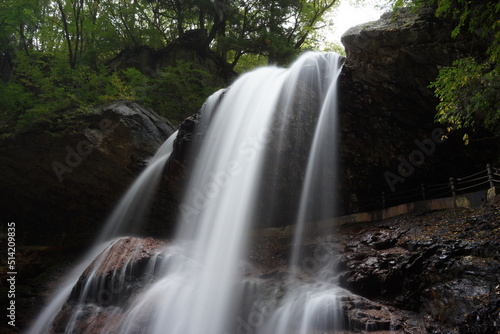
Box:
[336,207,500,333]
[52,237,166,334]
[0,100,175,246]
[338,7,497,213]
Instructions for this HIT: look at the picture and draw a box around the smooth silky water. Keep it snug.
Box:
[29,52,356,334]
[27,130,177,334]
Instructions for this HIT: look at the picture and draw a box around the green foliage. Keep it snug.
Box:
[0,0,340,135]
[217,0,338,66]
[139,62,220,124]
[230,52,269,74]
[318,41,346,56]
[393,0,500,141]
[0,52,219,135]
[431,58,500,140]
[0,0,46,54]
[0,54,152,134]
[0,81,34,123]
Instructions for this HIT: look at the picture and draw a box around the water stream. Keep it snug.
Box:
[29,52,354,334]
[27,129,177,334]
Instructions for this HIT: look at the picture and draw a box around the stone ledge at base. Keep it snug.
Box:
[252,187,497,239]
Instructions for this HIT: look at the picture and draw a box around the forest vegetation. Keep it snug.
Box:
[0,0,498,139]
[407,0,499,143]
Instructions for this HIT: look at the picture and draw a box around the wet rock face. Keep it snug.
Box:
[338,7,496,212]
[52,237,166,334]
[167,63,343,228]
[336,207,500,333]
[70,237,166,301]
[244,207,499,333]
[0,101,175,246]
[18,208,498,334]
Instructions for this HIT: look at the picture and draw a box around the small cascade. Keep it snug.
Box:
[28,130,177,334]
[259,284,347,334]
[51,237,166,334]
[289,53,343,274]
[30,52,399,334]
[98,130,178,241]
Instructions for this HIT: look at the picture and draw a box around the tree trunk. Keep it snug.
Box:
[57,0,75,68]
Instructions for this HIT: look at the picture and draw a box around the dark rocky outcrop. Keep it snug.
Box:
[52,237,166,334]
[247,206,499,333]
[335,207,500,333]
[0,101,175,246]
[44,206,499,334]
[338,7,498,213]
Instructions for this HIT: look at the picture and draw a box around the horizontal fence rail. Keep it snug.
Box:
[357,163,499,213]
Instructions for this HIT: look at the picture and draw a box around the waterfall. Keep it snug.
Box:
[97,130,178,242]
[290,54,343,273]
[27,130,177,334]
[29,52,350,334]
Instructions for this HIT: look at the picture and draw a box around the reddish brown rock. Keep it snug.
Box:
[52,237,166,334]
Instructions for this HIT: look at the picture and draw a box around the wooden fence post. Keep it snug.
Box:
[487,163,495,189]
[449,177,456,197]
[449,177,456,208]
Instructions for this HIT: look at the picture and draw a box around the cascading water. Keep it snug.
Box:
[29,52,386,334]
[27,130,177,334]
[98,130,178,242]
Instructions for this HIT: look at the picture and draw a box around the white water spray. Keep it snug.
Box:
[29,52,349,334]
[27,130,177,334]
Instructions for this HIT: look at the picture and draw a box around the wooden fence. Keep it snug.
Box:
[357,163,499,212]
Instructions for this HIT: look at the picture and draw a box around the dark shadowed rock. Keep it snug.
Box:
[338,7,497,213]
[336,207,500,333]
[108,30,235,83]
[52,237,166,334]
[0,101,175,246]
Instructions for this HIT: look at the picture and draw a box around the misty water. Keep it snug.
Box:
[29,52,356,334]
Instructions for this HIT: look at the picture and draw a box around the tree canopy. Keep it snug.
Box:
[0,0,341,133]
[395,0,500,141]
[1,0,497,140]
[0,0,339,69]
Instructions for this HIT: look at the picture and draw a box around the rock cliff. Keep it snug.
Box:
[338,7,497,212]
[0,101,175,246]
[167,7,498,218]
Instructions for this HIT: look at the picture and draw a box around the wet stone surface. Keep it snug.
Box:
[52,237,167,334]
[333,207,500,333]
[247,206,499,333]
[6,207,499,334]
